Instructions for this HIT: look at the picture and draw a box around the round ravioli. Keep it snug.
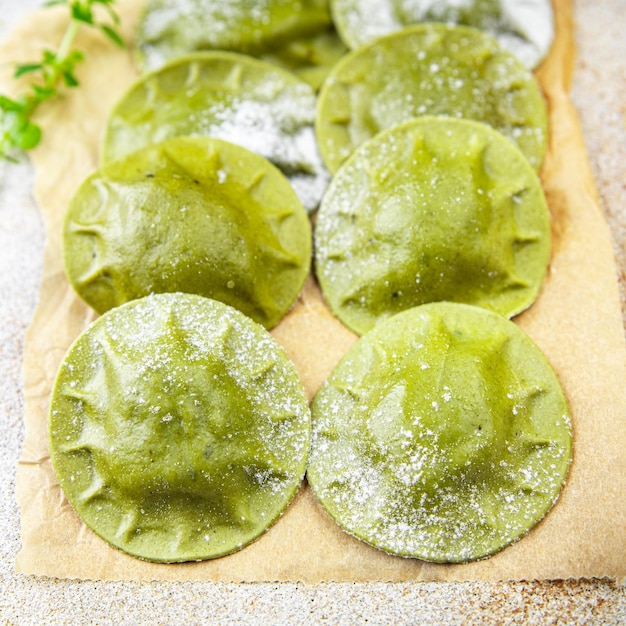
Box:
[307,301,572,563]
[102,52,329,213]
[314,117,551,335]
[260,28,349,91]
[135,0,331,71]
[316,23,548,173]
[49,293,311,563]
[331,0,554,69]
[65,136,311,328]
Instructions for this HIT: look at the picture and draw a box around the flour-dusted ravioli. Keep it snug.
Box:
[64,136,311,328]
[102,52,330,213]
[260,29,348,91]
[135,0,341,84]
[307,302,572,563]
[331,0,554,69]
[49,293,311,563]
[316,23,548,173]
[314,117,550,335]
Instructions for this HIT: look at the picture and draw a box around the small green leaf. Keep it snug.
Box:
[2,109,38,149]
[14,120,42,150]
[0,95,26,113]
[42,49,58,64]
[68,50,85,63]
[71,3,94,24]
[100,24,125,48]
[62,70,80,87]
[31,85,57,99]
[14,63,44,78]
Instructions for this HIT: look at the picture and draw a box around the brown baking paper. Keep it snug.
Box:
[6,0,626,582]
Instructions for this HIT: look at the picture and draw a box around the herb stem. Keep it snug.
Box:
[22,19,80,117]
[56,19,81,66]
[1,0,124,160]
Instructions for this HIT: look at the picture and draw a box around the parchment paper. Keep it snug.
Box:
[5,0,626,582]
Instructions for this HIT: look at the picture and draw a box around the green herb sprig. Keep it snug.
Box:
[0,0,124,161]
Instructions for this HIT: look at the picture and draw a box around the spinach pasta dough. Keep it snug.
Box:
[134,0,346,86]
[136,0,331,68]
[307,302,572,563]
[102,52,330,213]
[316,23,548,173]
[49,293,311,563]
[314,117,551,335]
[330,0,554,69]
[64,136,311,329]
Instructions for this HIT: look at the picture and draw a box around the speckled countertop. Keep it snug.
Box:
[0,1,624,624]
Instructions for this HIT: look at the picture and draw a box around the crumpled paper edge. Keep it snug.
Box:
[6,0,626,582]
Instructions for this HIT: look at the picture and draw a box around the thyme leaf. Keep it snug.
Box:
[0,0,124,161]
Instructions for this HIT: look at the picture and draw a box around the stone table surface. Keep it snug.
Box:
[0,1,624,624]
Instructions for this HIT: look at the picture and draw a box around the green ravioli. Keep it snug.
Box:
[314,117,551,335]
[64,136,311,329]
[316,23,548,173]
[330,0,554,69]
[135,0,343,86]
[49,293,311,563]
[307,301,572,563]
[260,28,349,91]
[101,52,330,213]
